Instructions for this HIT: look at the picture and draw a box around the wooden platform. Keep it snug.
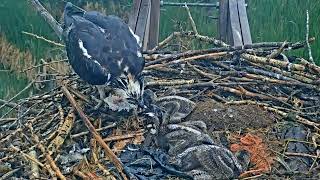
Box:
[219,0,252,46]
[128,0,252,49]
[128,0,160,50]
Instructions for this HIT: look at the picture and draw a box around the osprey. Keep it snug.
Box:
[63,3,145,110]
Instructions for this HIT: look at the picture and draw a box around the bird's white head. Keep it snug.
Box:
[110,72,144,109]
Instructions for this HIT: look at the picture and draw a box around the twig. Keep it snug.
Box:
[284,152,318,159]
[186,62,219,80]
[71,123,117,138]
[264,107,320,131]
[0,168,20,180]
[103,132,144,142]
[145,52,228,69]
[146,79,195,87]
[29,0,63,38]
[266,41,287,59]
[146,38,314,66]
[308,150,320,172]
[22,31,64,47]
[0,79,35,112]
[10,145,45,168]
[21,59,68,73]
[61,85,128,180]
[305,10,315,64]
[28,150,40,179]
[241,53,305,71]
[32,133,66,180]
[184,3,198,35]
[183,3,229,47]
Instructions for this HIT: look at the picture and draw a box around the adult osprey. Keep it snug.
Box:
[63,3,145,110]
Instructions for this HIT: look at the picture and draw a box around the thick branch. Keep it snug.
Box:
[29,0,63,38]
[61,85,128,180]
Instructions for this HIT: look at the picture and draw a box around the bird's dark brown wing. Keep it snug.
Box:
[66,16,113,85]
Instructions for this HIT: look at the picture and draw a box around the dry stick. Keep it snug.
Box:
[29,0,63,38]
[305,10,315,64]
[28,150,40,179]
[241,53,306,71]
[0,79,35,111]
[146,38,315,66]
[184,3,198,35]
[71,123,117,138]
[22,31,64,47]
[32,133,66,180]
[184,3,228,47]
[91,137,112,176]
[21,59,68,73]
[61,85,127,180]
[146,79,195,87]
[145,52,228,69]
[0,168,20,180]
[152,31,193,51]
[267,41,287,59]
[284,152,318,159]
[308,150,320,172]
[245,61,318,89]
[103,132,144,142]
[9,145,45,168]
[0,99,28,113]
[298,58,320,74]
[186,62,219,79]
[264,106,320,131]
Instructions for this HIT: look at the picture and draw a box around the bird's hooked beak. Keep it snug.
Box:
[126,74,145,111]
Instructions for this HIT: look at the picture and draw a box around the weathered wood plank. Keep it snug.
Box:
[219,0,229,42]
[147,0,160,49]
[143,1,151,50]
[238,0,252,45]
[128,0,142,31]
[135,0,150,44]
[229,0,243,46]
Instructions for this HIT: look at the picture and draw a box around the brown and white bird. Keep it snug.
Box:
[62,2,145,111]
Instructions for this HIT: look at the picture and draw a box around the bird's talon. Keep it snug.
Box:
[91,95,103,110]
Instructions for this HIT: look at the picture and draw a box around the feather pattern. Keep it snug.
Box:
[63,3,145,108]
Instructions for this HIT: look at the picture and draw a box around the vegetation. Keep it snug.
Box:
[0,0,319,101]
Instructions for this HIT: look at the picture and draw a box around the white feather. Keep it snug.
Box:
[103,89,136,112]
[127,78,141,98]
[137,51,142,57]
[129,27,141,47]
[78,39,92,58]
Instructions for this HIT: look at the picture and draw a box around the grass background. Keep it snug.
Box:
[0,0,319,101]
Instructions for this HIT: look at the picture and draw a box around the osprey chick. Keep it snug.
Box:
[63,2,145,111]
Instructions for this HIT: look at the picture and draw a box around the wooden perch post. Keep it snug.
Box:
[129,0,160,50]
[219,0,252,46]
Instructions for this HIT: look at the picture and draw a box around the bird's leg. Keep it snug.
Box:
[97,85,106,100]
[92,85,106,109]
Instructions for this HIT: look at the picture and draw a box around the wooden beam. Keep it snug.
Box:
[238,0,252,45]
[135,0,150,48]
[128,0,142,31]
[219,0,229,43]
[229,0,243,46]
[143,1,151,50]
[147,0,160,49]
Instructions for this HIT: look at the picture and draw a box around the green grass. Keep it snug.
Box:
[159,0,219,49]
[0,0,59,58]
[247,0,320,63]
